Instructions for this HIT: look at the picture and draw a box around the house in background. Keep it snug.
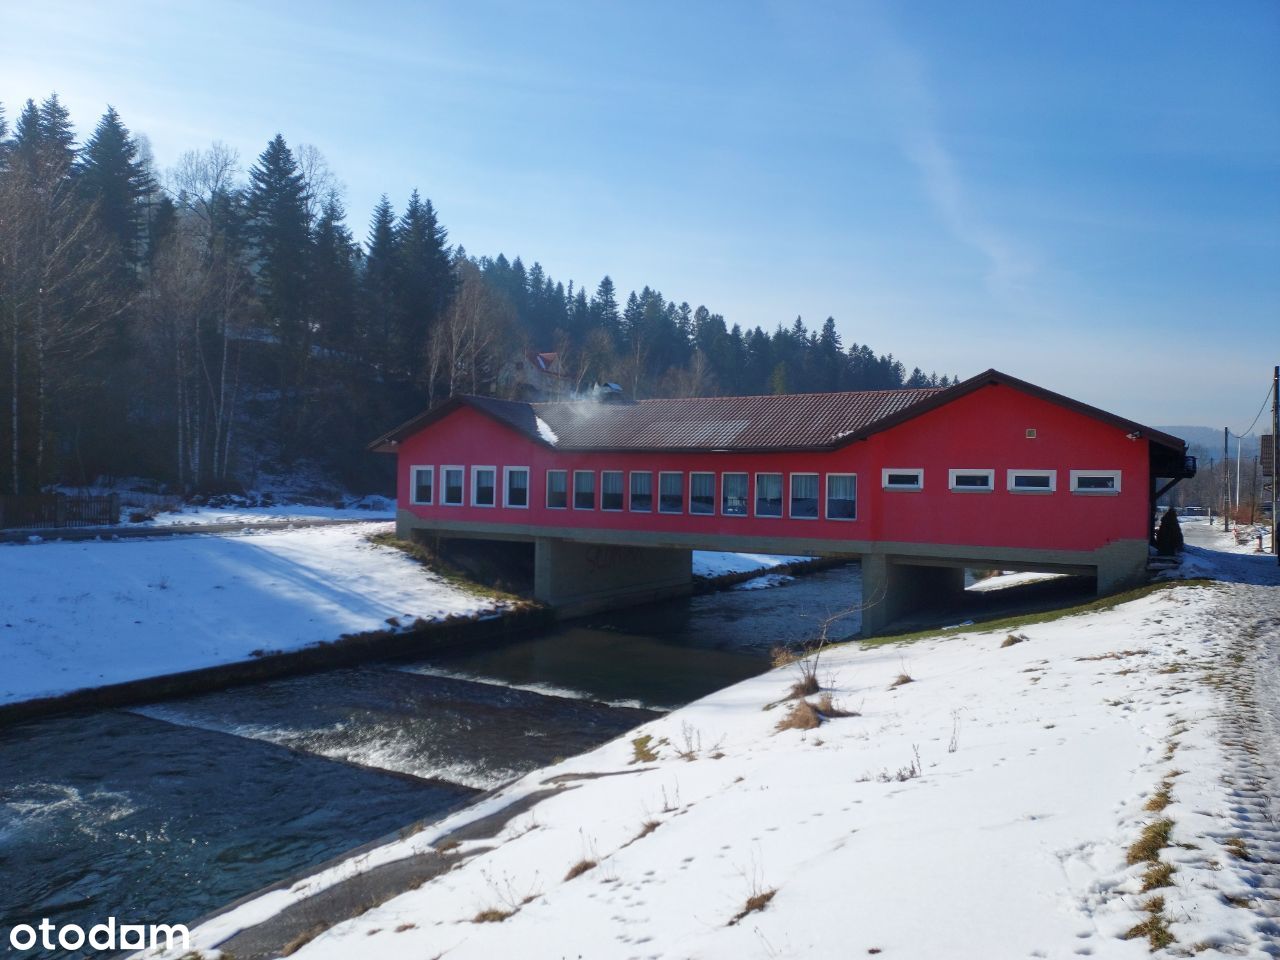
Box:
[499,351,573,401]
[371,369,1195,633]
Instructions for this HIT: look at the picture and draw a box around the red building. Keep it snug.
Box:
[371,369,1194,632]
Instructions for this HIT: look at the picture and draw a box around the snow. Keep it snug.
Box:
[145,524,1280,959]
[535,417,559,445]
[142,502,395,526]
[691,551,809,578]
[0,524,501,705]
[967,569,1068,592]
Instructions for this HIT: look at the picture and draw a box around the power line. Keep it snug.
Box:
[1229,381,1274,439]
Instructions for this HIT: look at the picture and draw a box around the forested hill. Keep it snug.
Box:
[0,95,954,494]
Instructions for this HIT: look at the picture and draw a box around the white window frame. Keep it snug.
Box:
[545,469,568,510]
[721,472,749,517]
[825,472,857,521]
[471,465,497,507]
[573,470,596,510]
[409,465,434,506]
[882,468,924,491]
[503,466,530,508]
[754,471,783,518]
[789,472,820,520]
[629,470,653,512]
[600,470,625,512]
[1070,470,1122,495]
[442,465,465,506]
[948,468,994,493]
[689,471,716,516]
[658,471,684,515]
[1006,469,1056,494]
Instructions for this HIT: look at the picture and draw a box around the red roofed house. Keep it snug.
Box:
[371,369,1194,634]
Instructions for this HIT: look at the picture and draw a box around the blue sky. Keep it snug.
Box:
[3,0,1277,428]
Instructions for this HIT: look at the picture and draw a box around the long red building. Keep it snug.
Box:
[371,369,1194,632]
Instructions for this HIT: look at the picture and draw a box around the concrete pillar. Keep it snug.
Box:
[1094,539,1150,595]
[534,539,693,618]
[859,554,967,637]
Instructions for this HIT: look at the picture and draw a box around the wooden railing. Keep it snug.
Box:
[0,494,120,530]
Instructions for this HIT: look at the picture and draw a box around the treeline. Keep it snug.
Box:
[0,94,954,495]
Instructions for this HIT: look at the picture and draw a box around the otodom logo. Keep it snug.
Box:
[8,917,190,953]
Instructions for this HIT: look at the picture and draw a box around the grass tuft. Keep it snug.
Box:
[1140,860,1175,891]
[280,924,328,956]
[775,699,822,732]
[564,859,597,881]
[631,734,659,764]
[1122,895,1174,950]
[1127,818,1174,865]
[890,672,914,688]
[472,908,514,923]
[1224,836,1250,860]
[1000,632,1028,648]
[728,888,776,925]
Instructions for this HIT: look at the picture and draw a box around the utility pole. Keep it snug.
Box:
[1272,365,1278,562]
[1223,426,1231,532]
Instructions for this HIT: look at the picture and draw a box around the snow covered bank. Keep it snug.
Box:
[0,524,503,706]
[691,551,810,578]
[151,534,1280,959]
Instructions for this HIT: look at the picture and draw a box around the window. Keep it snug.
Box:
[882,468,923,490]
[472,466,496,506]
[755,472,783,517]
[659,472,684,513]
[1070,470,1121,494]
[690,472,715,515]
[573,470,596,509]
[722,473,748,516]
[601,470,624,511]
[546,469,568,509]
[826,473,857,520]
[630,471,653,512]
[1007,469,1055,493]
[443,466,464,505]
[410,466,433,505]
[790,473,819,519]
[948,469,993,492]
[504,467,529,507]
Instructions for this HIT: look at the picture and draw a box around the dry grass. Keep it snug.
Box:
[728,888,776,925]
[1000,632,1028,648]
[1224,836,1250,860]
[770,645,801,668]
[1140,860,1176,891]
[472,908,514,923]
[889,672,914,688]
[787,672,821,700]
[631,734,659,764]
[1077,649,1150,662]
[815,692,858,718]
[280,924,328,956]
[1145,783,1174,813]
[635,820,661,841]
[1127,818,1175,865]
[775,699,822,732]
[564,859,597,881]
[1122,895,1174,950]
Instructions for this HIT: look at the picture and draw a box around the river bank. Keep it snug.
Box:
[147,524,1280,960]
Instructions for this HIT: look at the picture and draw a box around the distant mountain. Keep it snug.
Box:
[1158,426,1261,461]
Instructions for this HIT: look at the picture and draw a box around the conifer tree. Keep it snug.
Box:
[361,195,398,373]
[77,106,154,269]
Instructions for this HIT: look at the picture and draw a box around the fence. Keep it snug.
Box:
[0,494,120,530]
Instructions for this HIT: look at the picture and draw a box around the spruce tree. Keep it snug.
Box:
[394,190,452,381]
[1155,507,1184,555]
[361,195,398,373]
[311,196,359,353]
[77,106,154,269]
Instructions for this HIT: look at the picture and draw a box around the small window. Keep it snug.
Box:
[882,468,923,491]
[601,470,624,511]
[443,466,464,505]
[410,466,433,505]
[472,466,496,506]
[826,473,857,520]
[755,472,783,517]
[504,467,529,507]
[690,472,715,515]
[790,473,819,519]
[722,473,748,516]
[629,471,653,512]
[948,469,993,492]
[659,472,684,514]
[573,470,596,509]
[1070,470,1121,494]
[1007,469,1055,493]
[546,469,568,509]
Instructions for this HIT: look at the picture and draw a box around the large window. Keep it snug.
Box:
[659,472,684,514]
[573,470,596,509]
[690,472,715,515]
[472,466,496,506]
[443,466,464,506]
[1007,469,1055,493]
[755,472,782,517]
[630,471,653,512]
[411,466,433,505]
[504,467,529,507]
[1070,470,1121,494]
[546,470,568,509]
[948,469,993,493]
[826,473,857,520]
[722,473,748,516]
[790,473,819,519]
[601,470,624,511]
[882,468,923,491]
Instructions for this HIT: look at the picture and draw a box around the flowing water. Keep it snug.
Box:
[0,564,861,958]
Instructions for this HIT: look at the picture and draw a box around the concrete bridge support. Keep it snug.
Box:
[859,555,968,637]
[534,539,693,618]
